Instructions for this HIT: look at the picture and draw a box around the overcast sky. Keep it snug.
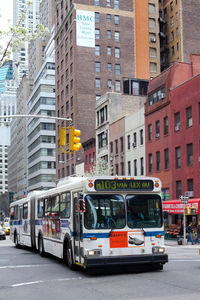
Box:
[0,0,13,31]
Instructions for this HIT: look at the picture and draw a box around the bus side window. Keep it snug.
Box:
[60,192,71,218]
[23,203,28,219]
[45,198,52,217]
[51,195,60,217]
[37,199,44,218]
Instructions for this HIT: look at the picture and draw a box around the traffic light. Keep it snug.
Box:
[69,126,81,152]
[59,127,66,146]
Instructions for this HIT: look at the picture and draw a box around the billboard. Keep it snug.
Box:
[76,10,95,48]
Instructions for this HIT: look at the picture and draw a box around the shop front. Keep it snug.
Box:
[162,199,200,240]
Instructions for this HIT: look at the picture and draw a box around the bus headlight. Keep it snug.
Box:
[87,249,102,256]
[152,246,165,254]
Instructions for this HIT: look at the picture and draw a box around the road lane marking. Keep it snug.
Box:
[0,264,51,269]
[170,259,200,262]
[11,277,82,287]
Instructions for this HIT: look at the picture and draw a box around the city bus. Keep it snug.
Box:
[10,176,168,270]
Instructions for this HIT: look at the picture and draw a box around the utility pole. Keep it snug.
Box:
[180,195,189,245]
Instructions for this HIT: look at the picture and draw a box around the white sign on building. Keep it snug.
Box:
[76,10,95,48]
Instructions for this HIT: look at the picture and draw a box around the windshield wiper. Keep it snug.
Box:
[108,221,116,237]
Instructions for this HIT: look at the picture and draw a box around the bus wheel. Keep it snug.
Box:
[14,232,20,248]
[38,236,45,257]
[65,242,76,270]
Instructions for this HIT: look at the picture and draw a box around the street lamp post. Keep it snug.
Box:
[180,195,189,245]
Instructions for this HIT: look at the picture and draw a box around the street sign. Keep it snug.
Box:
[180,195,189,204]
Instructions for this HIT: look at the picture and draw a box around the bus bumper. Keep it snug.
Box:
[84,254,168,269]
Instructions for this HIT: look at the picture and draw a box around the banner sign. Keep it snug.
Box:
[163,201,199,214]
[76,10,95,48]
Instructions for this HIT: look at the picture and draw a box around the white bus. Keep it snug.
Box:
[10,176,168,270]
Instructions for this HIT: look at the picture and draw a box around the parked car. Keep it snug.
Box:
[3,222,10,235]
[0,225,6,240]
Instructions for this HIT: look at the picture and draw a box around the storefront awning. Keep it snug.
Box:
[162,198,200,214]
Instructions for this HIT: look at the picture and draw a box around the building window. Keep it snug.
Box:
[134,159,137,176]
[106,14,111,22]
[114,0,119,9]
[96,95,101,101]
[171,31,174,41]
[172,46,174,56]
[140,157,144,176]
[94,0,99,6]
[115,164,119,175]
[107,30,111,39]
[115,64,120,74]
[155,120,160,138]
[133,132,137,147]
[187,143,193,166]
[140,129,144,145]
[164,148,169,169]
[106,0,111,6]
[174,112,180,131]
[107,46,111,55]
[95,78,101,88]
[95,12,100,23]
[156,151,160,171]
[170,1,173,11]
[120,137,123,152]
[127,135,130,150]
[115,80,120,92]
[115,139,118,154]
[171,16,174,27]
[95,62,101,72]
[148,153,152,173]
[107,63,112,71]
[176,181,182,199]
[114,31,120,41]
[114,15,119,25]
[175,146,181,168]
[187,179,193,192]
[148,124,152,141]
[128,161,131,176]
[186,106,192,127]
[95,29,100,39]
[110,141,113,153]
[107,79,112,89]
[115,48,120,58]
[95,45,100,56]
[164,116,168,135]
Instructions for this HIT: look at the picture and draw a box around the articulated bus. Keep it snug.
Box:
[10,176,168,270]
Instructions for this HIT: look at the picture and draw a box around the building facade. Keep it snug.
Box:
[160,0,200,70]
[145,54,200,201]
[55,0,160,180]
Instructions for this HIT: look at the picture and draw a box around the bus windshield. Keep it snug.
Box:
[84,194,125,230]
[126,194,162,228]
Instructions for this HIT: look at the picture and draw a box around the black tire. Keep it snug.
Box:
[152,263,163,271]
[64,241,76,270]
[38,236,45,257]
[14,232,20,248]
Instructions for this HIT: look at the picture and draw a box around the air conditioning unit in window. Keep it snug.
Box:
[132,142,136,148]
[160,93,165,99]
[150,37,156,43]
[175,125,180,131]
[156,133,160,138]
[185,191,194,198]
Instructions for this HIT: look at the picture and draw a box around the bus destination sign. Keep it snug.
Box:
[94,179,154,192]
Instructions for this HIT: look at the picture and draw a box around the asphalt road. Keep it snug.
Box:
[0,238,200,300]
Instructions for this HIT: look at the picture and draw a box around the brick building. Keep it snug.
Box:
[160,0,200,71]
[55,0,160,180]
[145,54,200,201]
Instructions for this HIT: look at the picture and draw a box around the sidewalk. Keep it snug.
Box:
[164,238,200,248]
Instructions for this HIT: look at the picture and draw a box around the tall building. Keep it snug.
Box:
[27,36,56,192]
[8,76,31,199]
[55,0,160,180]
[13,0,40,83]
[0,61,13,94]
[160,0,200,71]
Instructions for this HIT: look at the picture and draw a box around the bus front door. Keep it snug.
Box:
[73,192,84,266]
